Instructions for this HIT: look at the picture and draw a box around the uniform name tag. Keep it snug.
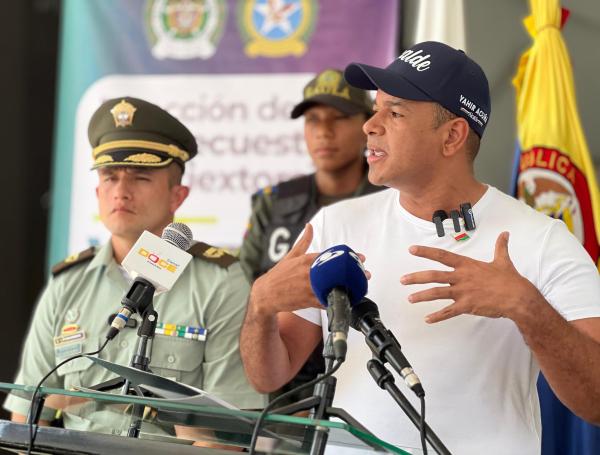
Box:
[54,330,85,346]
[54,328,86,364]
[55,342,82,359]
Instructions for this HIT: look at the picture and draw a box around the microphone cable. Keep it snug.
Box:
[420,395,427,455]
[248,360,343,455]
[26,338,110,455]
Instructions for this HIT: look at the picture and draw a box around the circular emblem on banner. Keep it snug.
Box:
[146,0,227,60]
[237,0,318,58]
[518,165,584,243]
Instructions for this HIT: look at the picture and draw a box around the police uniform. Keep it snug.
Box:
[238,70,383,401]
[4,97,265,435]
[240,173,381,281]
[239,69,381,282]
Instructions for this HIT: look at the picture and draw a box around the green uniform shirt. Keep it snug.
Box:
[239,172,382,282]
[4,242,265,435]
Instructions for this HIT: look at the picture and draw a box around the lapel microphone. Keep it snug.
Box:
[432,202,476,237]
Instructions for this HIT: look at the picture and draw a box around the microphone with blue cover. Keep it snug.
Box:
[309,244,368,361]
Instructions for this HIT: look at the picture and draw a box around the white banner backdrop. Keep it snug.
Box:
[51,0,398,265]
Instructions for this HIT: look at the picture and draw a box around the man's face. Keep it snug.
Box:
[303,105,367,173]
[96,166,187,241]
[364,90,444,190]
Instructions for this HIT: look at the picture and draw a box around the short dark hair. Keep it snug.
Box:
[432,103,480,160]
[167,163,183,187]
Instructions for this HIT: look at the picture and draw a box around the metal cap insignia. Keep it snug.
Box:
[110,99,137,127]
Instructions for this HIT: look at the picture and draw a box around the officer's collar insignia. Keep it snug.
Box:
[203,246,228,259]
[64,253,79,264]
[188,242,238,268]
[52,246,97,277]
[110,99,137,127]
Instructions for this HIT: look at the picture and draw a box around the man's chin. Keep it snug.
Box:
[367,171,386,187]
[105,224,145,241]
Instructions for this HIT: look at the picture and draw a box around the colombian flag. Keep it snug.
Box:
[513,0,600,269]
[513,2,600,453]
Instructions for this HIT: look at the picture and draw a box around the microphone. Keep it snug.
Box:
[121,222,193,293]
[309,244,368,361]
[350,297,425,398]
[106,222,194,340]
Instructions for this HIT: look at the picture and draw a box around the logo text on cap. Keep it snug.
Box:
[305,70,351,100]
[398,49,431,72]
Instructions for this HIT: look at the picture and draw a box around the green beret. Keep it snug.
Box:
[88,97,197,170]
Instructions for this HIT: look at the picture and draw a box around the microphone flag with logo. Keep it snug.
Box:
[107,223,193,340]
[309,244,368,361]
[121,223,194,294]
[309,244,368,307]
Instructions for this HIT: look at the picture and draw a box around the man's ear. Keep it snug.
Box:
[442,117,469,158]
[170,185,190,213]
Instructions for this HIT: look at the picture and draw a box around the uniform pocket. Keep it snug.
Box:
[56,339,98,389]
[149,335,205,383]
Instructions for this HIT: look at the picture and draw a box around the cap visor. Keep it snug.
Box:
[290,95,367,119]
[91,149,175,169]
[345,63,433,102]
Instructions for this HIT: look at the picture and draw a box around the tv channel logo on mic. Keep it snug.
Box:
[138,247,179,273]
[310,244,368,307]
[122,230,193,293]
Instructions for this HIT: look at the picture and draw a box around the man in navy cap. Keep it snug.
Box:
[240,42,600,454]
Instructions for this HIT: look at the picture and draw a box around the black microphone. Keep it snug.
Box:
[460,202,476,230]
[106,278,155,340]
[326,288,352,361]
[106,222,193,340]
[350,297,425,398]
[432,210,447,237]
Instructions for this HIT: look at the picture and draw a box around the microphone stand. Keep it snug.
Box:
[367,358,452,455]
[307,334,337,455]
[120,299,158,438]
[271,336,379,452]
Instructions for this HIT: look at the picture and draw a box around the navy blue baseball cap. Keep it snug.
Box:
[344,41,490,137]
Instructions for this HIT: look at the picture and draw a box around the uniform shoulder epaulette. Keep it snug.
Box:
[187,242,238,268]
[51,246,96,277]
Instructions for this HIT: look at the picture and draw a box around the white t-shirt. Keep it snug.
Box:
[296,186,600,455]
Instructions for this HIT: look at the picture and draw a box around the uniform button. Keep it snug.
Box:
[167,355,175,363]
[120,340,128,348]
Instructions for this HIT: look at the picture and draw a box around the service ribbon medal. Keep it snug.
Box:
[155,322,207,341]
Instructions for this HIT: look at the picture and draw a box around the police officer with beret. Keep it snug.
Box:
[239,70,384,403]
[4,97,265,436]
